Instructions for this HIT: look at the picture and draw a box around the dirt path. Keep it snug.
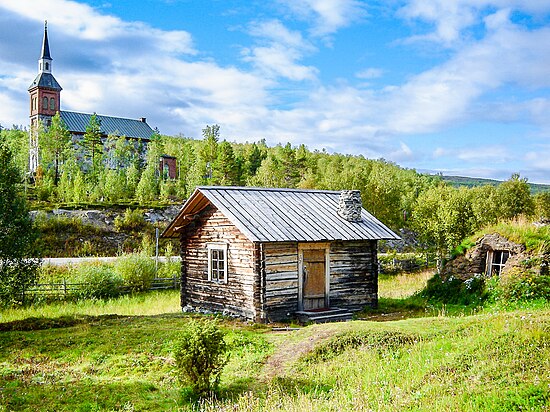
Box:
[262,328,335,380]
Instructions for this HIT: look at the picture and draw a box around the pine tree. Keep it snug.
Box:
[212,141,240,185]
[0,143,40,305]
[41,112,71,186]
[82,113,103,181]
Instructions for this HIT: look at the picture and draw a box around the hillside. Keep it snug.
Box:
[440,174,550,194]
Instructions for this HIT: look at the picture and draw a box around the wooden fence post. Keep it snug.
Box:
[63,278,67,297]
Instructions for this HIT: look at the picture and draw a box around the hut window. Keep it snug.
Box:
[207,244,228,283]
[486,250,510,276]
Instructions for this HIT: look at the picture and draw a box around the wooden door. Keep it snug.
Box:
[302,248,327,310]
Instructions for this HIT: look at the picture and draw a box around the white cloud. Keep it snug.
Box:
[279,0,368,37]
[242,20,318,81]
[356,68,383,79]
[399,0,550,46]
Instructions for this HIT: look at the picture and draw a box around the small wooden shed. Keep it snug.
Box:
[162,186,399,322]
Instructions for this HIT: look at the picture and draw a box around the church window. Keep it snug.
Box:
[43,97,48,110]
[45,62,49,71]
[50,97,55,110]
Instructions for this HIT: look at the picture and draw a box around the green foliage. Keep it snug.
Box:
[302,330,419,363]
[411,184,477,260]
[173,318,229,397]
[0,143,41,305]
[378,252,431,274]
[71,264,123,299]
[39,112,72,186]
[493,267,550,302]
[82,113,103,165]
[470,219,550,254]
[496,173,535,220]
[451,238,476,257]
[114,254,156,292]
[213,140,241,185]
[38,264,72,283]
[114,208,146,232]
[420,273,486,305]
[534,191,550,220]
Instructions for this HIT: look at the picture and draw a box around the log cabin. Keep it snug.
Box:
[162,186,399,323]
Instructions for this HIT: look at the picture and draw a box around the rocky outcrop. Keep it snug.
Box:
[30,206,181,257]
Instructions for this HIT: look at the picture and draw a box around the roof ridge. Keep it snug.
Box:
[60,110,148,123]
[197,186,340,194]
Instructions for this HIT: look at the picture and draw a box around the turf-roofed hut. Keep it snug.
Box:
[162,187,399,323]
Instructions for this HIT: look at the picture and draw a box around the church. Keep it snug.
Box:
[28,22,156,174]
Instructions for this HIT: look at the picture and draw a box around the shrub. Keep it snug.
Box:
[114,254,156,292]
[419,273,486,305]
[495,267,550,302]
[38,264,72,283]
[173,318,229,397]
[114,208,146,232]
[72,264,123,299]
[158,260,181,278]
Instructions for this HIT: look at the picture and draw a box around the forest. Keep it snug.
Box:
[1,115,549,261]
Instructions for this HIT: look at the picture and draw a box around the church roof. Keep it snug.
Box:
[59,111,154,140]
[28,72,62,91]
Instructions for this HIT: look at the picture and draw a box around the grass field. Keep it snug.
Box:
[1,274,549,411]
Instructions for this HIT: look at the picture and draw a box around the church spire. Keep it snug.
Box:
[39,21,52,73]
[41,21,52,60]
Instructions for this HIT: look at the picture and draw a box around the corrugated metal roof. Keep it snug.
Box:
[162,186,399,242]
[59,111,154,140]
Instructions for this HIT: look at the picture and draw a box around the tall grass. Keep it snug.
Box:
[378,269,434,299]
[469,217,550,254]
[0,289,180,323]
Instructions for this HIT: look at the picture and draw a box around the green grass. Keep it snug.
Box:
[1,280,550,411]
[465,218,550,254]
[0,290,181,323]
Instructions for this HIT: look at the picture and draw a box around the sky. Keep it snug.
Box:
[1,0,550,184]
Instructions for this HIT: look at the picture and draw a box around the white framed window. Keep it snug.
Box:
[486,250,510,276]
[207,243,228,283]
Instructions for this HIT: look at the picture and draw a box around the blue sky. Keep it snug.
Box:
[1,0,550,183]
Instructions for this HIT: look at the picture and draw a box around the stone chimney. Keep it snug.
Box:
[337,190,362,222]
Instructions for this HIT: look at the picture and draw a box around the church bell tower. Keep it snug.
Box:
[28,21,62,173]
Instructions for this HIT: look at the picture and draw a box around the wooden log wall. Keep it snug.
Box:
[263,242,299,321]
[329,240,378,310]
[180,205,259,320]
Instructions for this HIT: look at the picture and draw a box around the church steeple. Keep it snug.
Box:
[39,21,52,73]
[29,21,62,173]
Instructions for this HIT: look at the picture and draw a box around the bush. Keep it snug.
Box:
[38,265,72,283]
[114,254,156,292]
[495,267,550,302]
[158,260,181,278]
[173,318,229,397]
[419,273,486,305]
[72,264,123,299]
[114,208,146,232]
